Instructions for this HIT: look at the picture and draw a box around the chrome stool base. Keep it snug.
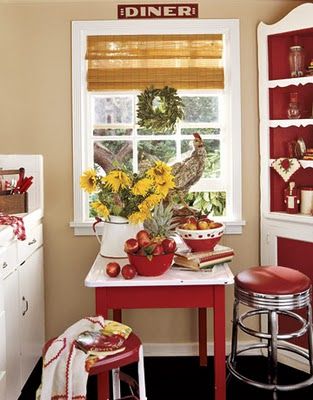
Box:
[227,285,313,397]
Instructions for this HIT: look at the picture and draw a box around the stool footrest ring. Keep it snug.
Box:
[239,308,309,340]
[227,342,313,391]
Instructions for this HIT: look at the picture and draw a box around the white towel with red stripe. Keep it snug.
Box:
[39,316,107,400]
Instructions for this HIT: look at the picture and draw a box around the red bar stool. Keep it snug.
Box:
[44,332,147,400]
[227,266,313,399]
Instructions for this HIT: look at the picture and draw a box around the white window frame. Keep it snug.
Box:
[71,19,245,235]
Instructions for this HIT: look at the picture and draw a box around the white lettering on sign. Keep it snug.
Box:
[118,3,199,19]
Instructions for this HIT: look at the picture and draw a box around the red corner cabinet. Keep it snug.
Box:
[258,3,313,357]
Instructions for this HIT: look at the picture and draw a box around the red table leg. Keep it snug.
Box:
[97,371,110,400]
[213,286,226,400]
[198,308,207,366]
[113,309,122,322]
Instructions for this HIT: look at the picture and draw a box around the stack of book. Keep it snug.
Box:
[173,244,234,271]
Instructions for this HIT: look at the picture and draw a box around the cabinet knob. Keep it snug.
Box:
[2,261,8,269]
[22,296,29,316]
[28,238,37,246]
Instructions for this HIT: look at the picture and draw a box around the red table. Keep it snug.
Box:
[85,254,233,400]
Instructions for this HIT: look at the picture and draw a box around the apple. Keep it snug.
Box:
[199,216,212,223]
[124,238,139,254]
[185,222,198,230]
[209,222,222,229]
[161,238,177,253]
[185,216,197,225]
[152,244,164,255]
[105,262,121,277]
[136,230,151,248]
[121,264,137,279]
[197,220,210,230]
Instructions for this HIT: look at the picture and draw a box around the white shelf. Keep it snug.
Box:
[269,119,313,128]
[268,76,313,88]
[263,211,313,225]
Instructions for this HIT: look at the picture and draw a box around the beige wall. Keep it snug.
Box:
[0,0,306,343]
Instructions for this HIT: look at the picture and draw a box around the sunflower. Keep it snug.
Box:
[154,175,176,198]
[140,194,163,210]
[91,200,110,218]
[128,209,151,224]
[146,161,173,185]
[80,159,175,223]
[131,177,154,196]
[102,170,132,192]
[80,169,97,194]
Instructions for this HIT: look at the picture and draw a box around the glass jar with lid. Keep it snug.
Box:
[289,45,305,77]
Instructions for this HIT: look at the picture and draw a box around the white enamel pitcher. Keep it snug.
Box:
[93,215,142,258]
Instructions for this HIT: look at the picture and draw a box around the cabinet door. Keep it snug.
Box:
[3,268,21,400]
[0,373,6,400]
[19,246,45,386]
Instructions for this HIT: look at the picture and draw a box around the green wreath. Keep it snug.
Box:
[137,86,185,132]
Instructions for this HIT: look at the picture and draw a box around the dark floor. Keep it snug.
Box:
[19,356,313,400]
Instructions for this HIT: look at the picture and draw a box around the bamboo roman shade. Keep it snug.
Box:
[86,34,224,91]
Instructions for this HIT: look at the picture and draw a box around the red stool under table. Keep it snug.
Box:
[227,266,313,399]
[44,332,147,400]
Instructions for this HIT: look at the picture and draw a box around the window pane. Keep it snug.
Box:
[93,140,133,172]
[182,96,219,123]
[181,127,220,135]
[94,96,133,124]
[181,139,220,178]
[138,140,176,171]
[137,128,175,136]
[185,191,226,216]
[93,128,133,136]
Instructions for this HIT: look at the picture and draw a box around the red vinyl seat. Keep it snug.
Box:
[235,265,311,295]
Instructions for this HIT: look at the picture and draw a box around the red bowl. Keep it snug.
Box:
[127,253,174,276]
[181,236,221,252]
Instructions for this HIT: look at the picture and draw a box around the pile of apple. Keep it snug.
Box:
[178,216,221,230]
[105,230,177,280]
[124,229,177,256]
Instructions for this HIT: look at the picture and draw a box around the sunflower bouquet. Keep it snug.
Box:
[80,161,175,224]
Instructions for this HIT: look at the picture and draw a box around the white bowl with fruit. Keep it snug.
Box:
[176,216,225,252]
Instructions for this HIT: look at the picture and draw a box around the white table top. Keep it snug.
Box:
[85,253,234,288]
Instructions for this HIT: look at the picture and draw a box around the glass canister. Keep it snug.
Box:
[289,45,305,77]
[287,92,301,119]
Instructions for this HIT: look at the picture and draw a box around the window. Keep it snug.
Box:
[71,19,244,234]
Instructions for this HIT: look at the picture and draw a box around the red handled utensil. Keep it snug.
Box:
[13,167,25,193]
[19,176,33,193]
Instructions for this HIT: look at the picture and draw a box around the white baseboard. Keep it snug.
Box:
[142,340,263,357]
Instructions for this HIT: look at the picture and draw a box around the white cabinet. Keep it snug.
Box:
[3,259,20,400]
[0,154,44,399]
[19,245,44,386]
[258,3,313,365]
[0,248,7,399]
[2,222,44,400]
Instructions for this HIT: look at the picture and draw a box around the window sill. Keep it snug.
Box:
[70,219,245,236]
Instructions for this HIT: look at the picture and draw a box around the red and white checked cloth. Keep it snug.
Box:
[0,214,26,240]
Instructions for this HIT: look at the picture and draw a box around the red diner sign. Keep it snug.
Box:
[117,3,199,19]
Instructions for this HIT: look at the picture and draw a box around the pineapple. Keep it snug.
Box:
[143,201,177,240]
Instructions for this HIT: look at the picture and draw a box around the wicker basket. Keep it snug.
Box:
[0,169,28,214]
[0,192,28,214]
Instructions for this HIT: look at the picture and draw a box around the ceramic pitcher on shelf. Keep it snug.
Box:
[93,215,142,258]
